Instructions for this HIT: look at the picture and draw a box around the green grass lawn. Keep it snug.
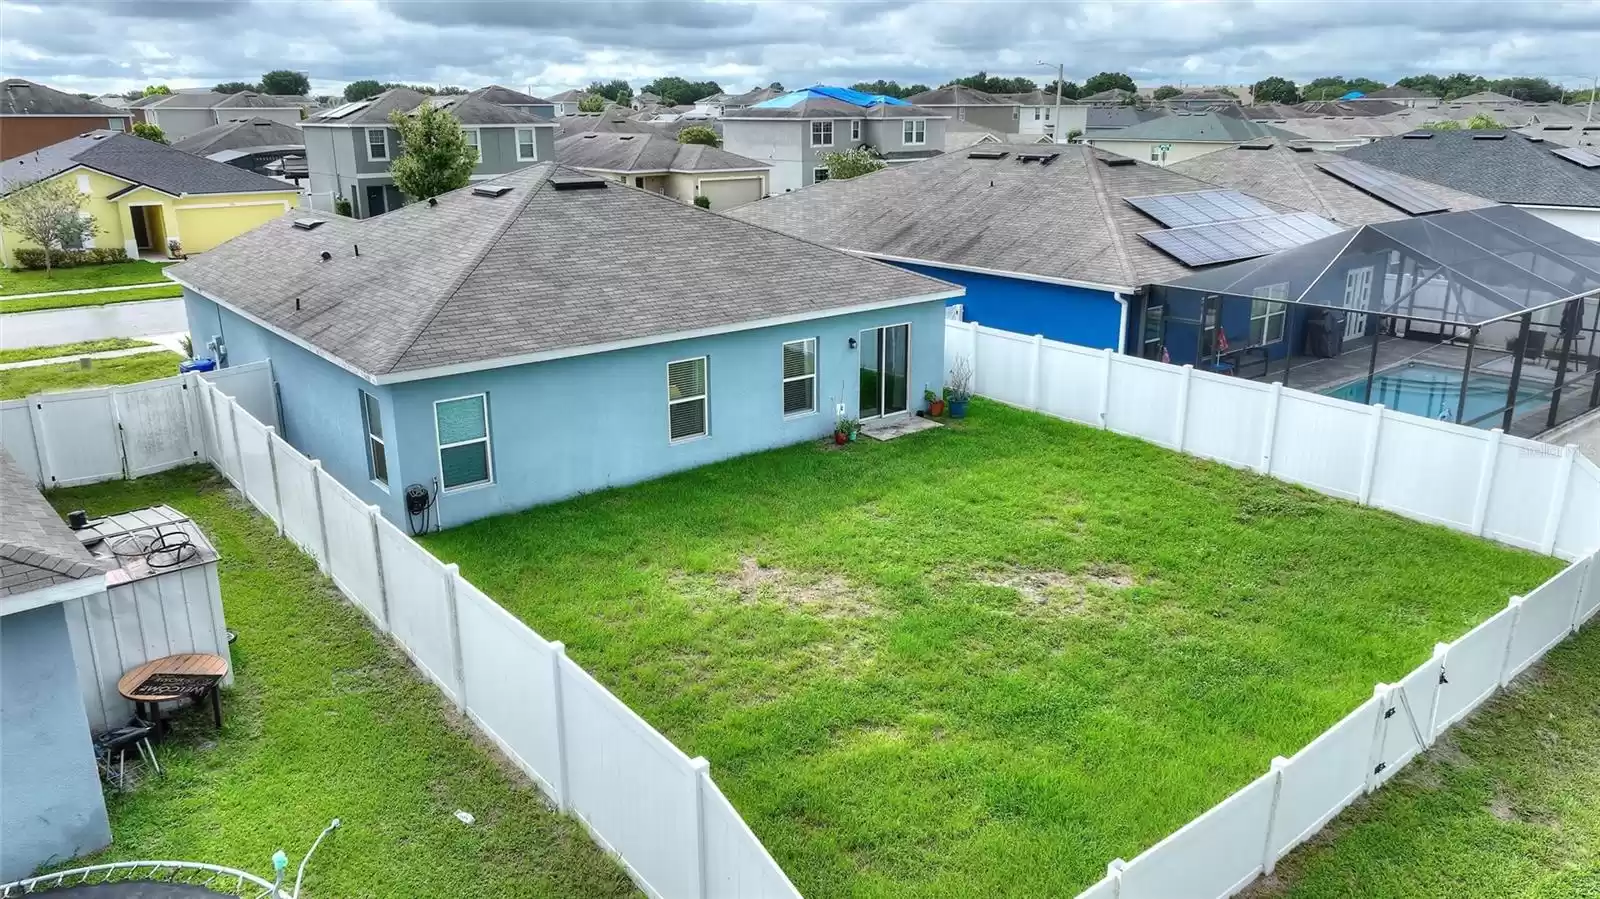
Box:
[1257,624,1600,899]
[0,283,182,314]
[422,400,1563,899]
[0,352,182,398]
[47,467,637,899]
[0,337,153,365]
[0,260,172,296]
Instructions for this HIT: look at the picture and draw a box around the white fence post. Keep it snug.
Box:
[26,396,52,487]
[263,426,285,536]
[689,756,711,899]
[1471,428,1503,536]
[1097,348,1113,429]
[1497,596,1525,688]
[1028,334,1043,410]
[1426,642,1450,745]
[1357,404,1385,505]
[549,641,572,811]
[1260,755,1289,876]
[1363,684,1391,794]
[1539,445,1576,555]
[367,505,391,632]
[1572,555,1594,635]
[442,562,467,714]
[308,459,331,573]
[179,376,202,461]
[1106,859,1126,897]
[968,321,980,387]
[226,399,244,488]
[1174,364,1193,451]
[1259,381,1282,474]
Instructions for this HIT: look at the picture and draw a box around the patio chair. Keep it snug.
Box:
[94,718,161,791]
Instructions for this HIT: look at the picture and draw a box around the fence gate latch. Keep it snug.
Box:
[1438,671,1449,685]
[1383,707,1396,719]
[1373,762,1387,775]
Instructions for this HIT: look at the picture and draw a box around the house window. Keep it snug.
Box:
[1034,107,1041,121]
[811,120,833,147]
[1150,145,1168,163]
[516,127,537,161]
[366,128,388,161]
[813,167,830,183]
[902,119,926,145]
[107,118,125,131]
[958,107,966,121]
[782,338,816,417]
[1250,284,1289,345]
[850,119,861,141]
[434,394,492,490]
[667,357,708,442]
[462,129,480,162]
[1045,108,1052,122]
[360,390,387,486]
[76,173,91,194]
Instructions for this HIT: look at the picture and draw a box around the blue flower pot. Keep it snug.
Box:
[949,399,969,419]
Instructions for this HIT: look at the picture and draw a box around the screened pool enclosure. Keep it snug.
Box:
[1140,206,1600,436]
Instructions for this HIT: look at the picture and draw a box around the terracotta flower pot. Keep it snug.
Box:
[834,431,848,445]
[929,399,945,417]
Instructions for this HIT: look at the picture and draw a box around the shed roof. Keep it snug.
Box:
[0,450,107,597]
[1,130,298,196]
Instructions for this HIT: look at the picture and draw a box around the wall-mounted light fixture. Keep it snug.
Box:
[848,336,857,349]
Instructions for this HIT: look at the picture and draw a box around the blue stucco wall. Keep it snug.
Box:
[887,261,1126,351]
[184,291,404,522]
[1,603,111,880]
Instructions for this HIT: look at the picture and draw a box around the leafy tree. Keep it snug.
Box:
[1152,85,1182,101]
[850,80,929,99]
[1302,76,1351,100]
[1082,72,1137,96]
[213,81,256,94]
[577,94,606,113]
[131,122,168,144]
[435,86,468,96]
[259,70,310,96]
[387,104,477,202]
[639,77,722,106]
[1489,77,1562,102]
[767,82,784,91]
[587,79,634,103]
[820,147,885,181]
[1396,74,1444,96]
[0,178,98,275]
[1040,79,1080,100]
[1420,119,1462,131]
[677,125,720,147]
[142,85,171,96]
[1439,73,1490,99]
[1251,76,1300,104]
[344,80,383,102]
[1065,128,1083,142]
[947,72,1037,94]
[1346,77,1386,94]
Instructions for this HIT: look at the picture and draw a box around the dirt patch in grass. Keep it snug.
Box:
[983,563,1137,617]
[677,556,879,620]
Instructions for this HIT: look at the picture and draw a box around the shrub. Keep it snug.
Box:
[334,197,353,217]
[11,247,130,270]
[693,195,711,209]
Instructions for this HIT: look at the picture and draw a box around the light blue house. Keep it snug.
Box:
[169,164,961,530]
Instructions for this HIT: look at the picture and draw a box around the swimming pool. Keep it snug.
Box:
[1322,363,1545,426]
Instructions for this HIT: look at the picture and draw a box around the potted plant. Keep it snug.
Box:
[166,237,185,259]
[833,416,859,444]
[924,388,945,417]
[947,357,973,419]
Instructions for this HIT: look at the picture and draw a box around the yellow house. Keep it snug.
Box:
[0,129,299,268]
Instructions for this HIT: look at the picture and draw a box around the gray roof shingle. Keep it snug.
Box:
[1,130,299,196]
[168,164,957,379]
[724,96,944,120]
[1,78,130,117]
[1343,130,1600,208]
[473,85,554,106]
[0,449,107,597]
[906,86,1015,107]
[1090,111,1302,144]
[172,117,305,156]
[556,133,767,173]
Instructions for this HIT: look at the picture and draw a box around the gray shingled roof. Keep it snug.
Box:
[306,88,428,125]
[1167,144,1496,226]
[906,85,1015,107]
[473,84,554,106]
[723,144,1318,289]
[556,133,767,173]
[0,449,107,597]
[548,89,590,103]
[167,164,957,379]
[423,89,550,126]
[172,117,305,156]
[723,96,944,120]
[1089,111,1302,143]
[1,130,299,196]
[141,90,304,110]
[1358,86,1433,100]
[1343,130,1600,208]
[1,78,129,117]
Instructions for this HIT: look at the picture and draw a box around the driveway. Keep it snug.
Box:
[0,299,186,349]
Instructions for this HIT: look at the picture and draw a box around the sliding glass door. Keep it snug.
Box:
[859,324,910,419]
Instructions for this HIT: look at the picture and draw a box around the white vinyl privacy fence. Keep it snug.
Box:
[941,321,1600,899]
[945,320,1600,560]
[186,375,800,899]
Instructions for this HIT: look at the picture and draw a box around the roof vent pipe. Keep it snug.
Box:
[354,244,360,256]
[320,251,332,261]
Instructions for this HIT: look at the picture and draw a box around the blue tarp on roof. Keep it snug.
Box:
[1340,90,1365,100]
[751,84,910,109]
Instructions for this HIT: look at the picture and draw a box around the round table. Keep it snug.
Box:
[117,652,229,735]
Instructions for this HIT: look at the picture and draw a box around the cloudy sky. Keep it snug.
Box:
[3,0,1598,98]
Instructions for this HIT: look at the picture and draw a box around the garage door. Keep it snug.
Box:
[175,202,289,253]
[698,177,764,210]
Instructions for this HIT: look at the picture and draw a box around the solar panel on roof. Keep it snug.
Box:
[1124,190,1278,228]
[1315,159,1449,216]
[321,100,371,120]
[1139,213,1343,267]
[1552,147,1600,168]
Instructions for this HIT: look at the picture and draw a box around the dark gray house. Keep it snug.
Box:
[302,87,557,218]
[905,85,1020,133]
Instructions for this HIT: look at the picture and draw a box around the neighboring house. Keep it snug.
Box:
[0,79,132,161]
[1161,90,1241,112]
[1520,121,1600,149]
[1078,88,1138,106]
[92,93,129,109]
[1452,91,1521,106]
[692,86,783,118]
[1345,86,1438,109]
[556,109,697,139]
[0,449,112,882]
[1344,130,1600,239]
[998,89,1088,138]
[0,130,299,266]
[726,143,1372,354]
[1083,111,1301,165]
[631,91,663,109]
[301,87,556,218]
[555,133,769,207]
[471,84,557,119]
[548,89,591,116]
[171,116,305,176]
[723,85,948,194]
[169,164,962,529]
[905,85,1020,133]
[131,91,305,141]
[1084,106,1168,136]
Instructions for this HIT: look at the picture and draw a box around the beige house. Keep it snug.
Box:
[555,132,770,209]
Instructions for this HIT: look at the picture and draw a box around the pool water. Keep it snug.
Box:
[1322,363,1544,426]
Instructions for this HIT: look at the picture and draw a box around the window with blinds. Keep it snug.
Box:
[361,390,387,486]
[434,394,492,490]
[667,357,708,442]
[782,338,816,417]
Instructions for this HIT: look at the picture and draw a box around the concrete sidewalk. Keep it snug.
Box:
[0,281,173,301]
[0,342,179,371]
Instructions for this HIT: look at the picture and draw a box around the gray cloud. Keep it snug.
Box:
[2,0,1595,98]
